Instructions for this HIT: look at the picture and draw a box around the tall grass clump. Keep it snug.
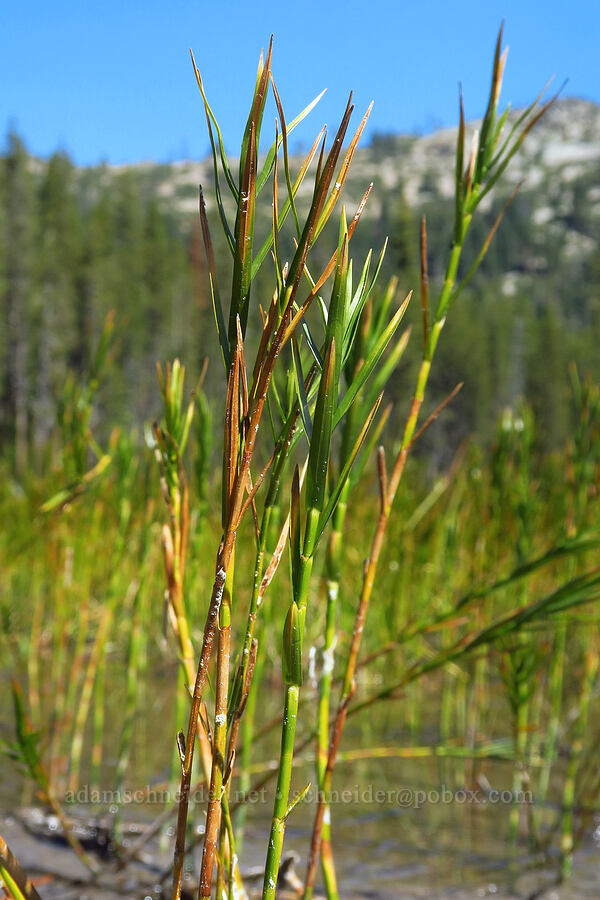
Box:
[161,37,406,897]
[151,25,588,900]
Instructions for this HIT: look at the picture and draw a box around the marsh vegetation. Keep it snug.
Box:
[1,27,600,900]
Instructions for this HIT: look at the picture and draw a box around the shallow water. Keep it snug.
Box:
[2,803,600,899]
[2,664,600,898]
[3,749,600,898]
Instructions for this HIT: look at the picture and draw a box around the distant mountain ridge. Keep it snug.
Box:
[4,96,598,457]
[91,97,600,258]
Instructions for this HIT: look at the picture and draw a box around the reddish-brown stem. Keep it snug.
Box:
[172,254,305,900]
[172,553,231,900]
[198,610,231,899]
[227,638,257,763]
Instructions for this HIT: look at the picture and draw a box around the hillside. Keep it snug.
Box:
[96,97,600,277]
[1,98,599,466]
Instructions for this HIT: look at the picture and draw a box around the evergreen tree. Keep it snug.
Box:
[390,192,417,287]
[32,151,85,447]
[1,132,35,471]
[526,302,568,451]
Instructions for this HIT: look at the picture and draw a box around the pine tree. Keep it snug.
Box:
[526,302,568,451]
[33,151,84,448]
[1,132,35,471]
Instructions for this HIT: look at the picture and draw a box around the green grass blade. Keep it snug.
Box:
[251,127,325,281]
[311,101,373,244]
[299,318,323,370]
[271,75,301,238]
[474,25,505,185]
[256,86,326,197]
[239,38,272,186]
[450,180,522,307]
[476,92,559,206]
[199,188,230,372]
[230,119,258,339]
[334,292,411,428]
[371,275,398,339]
[363,326,411,410]
[190,50,238,201]
[349,402,392,488]
[487,80,554,175]
[290,466,302,588]
[455,536,600,612]
[343,238,388,366]
[291,336,313,442]
[306,339,336,514]
[455,88,465,240]
[315,392,383,546]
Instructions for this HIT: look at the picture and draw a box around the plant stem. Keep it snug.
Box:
[262,684,300,899]
[316,497,346,899]
[303,223,464,897]
[0,835,42,900]
[198,561,233,899]
[172,555,231,900]
[262,502,319,899]
[538,619,566,805]
[560,630,598,876]
[68,602,113,795]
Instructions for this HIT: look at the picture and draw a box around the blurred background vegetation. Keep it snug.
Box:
[1,97,598,477]
[1,93,600,895]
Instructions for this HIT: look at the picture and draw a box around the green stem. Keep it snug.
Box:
[90,640,106,789]
[508,688,530,844]
[262,684,300,900]
[27,589,44,728]
[316,498,347,899]
[68,603,113,795]
[538,619,566,805]
[230,407,298,744]
[235,646,264,849]
[560,631,598,876]
[0,834,42,900]
[114,584,142,841]
[263,503,319,898]
[304,193,477,900]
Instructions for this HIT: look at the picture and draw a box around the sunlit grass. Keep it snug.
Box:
[2,24,600,900]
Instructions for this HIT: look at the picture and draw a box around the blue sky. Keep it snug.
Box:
[1,1,598,165]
